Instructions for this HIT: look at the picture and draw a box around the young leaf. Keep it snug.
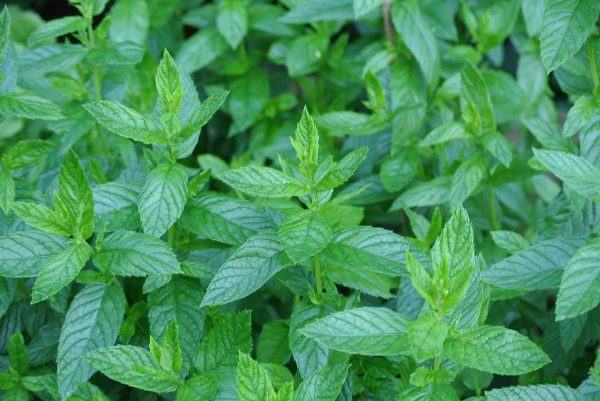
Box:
[236,353,274,401]
[278,210,332,263]
[293,364,349,401]
[93,230,180,276]
[408,316,448,362]
[217,0,248,49]
[7,332,28,375]
[139,163,188,237]
[0,165,14,214]
[0,92,63,121]
[156,50,184,115]
[27,16,88,46]
[59,150,94,239]
[300,307,410,355]
[1,140,54,169]
[58,284,126,399]
[444,325,550,375]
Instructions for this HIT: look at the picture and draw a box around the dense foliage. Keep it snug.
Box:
[0,0,600,400]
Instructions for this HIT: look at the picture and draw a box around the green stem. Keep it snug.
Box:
[588,40,600,90]
[488,185,499,230]
[434,356,441,372]
[314,255,323,299]
[473,370,480,396]
[167,227,175,249]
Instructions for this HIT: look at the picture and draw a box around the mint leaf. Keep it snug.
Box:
[278,210,332,263]
[217,166,305,198]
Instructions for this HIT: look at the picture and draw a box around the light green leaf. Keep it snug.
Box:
[58,284,126,400]
[563,95,600,137]
[93,230,180,276]
[7,332,28,375]
[59,150,94,239]
[281,0,354,24]
[291,106,319,171]
[180,90,228,139]
[353,0,383,18]
[540,0,600,72]
[486,384,586,401]
[31,242,92,303]
[84,100,165,145]
[0,92,63,120]
[11,202,71,237]
[0,231,68,277]
[176,28,228,74]
[285,33,329,77]
[316,147,368,190]
[227,70,269,133]
[278,210,332,263]
[448,155,486,210]
[483,237,584,290]
[300,307,410,356]
[391,176,451,209]
[217,166,305,198]
[194,310,252,373]
[109,0,149,45]
[320,226,426,277]
[156,50,183,115]
[431,206,474,274]
[289,302,330,378]
[460,64,495,134]
[1,140,54,169]
[257,320,290,365]
[148,277,206,374]
[217,0,248,49]
[27,16,87,46]
[533,148,600,201]
[293,364,349,401]
[490,230,529,254]
[392,0,439,86]
[236,353,274,401]
[379,148,420,193]
[482,130,512,167]
[408,316,448,362]
[85,345,181,393]
[0,6,9,61]
[420,122,470,147]
[93,180,141,232]
[139,163,188,237]
[0,165,14,214]
[556,237,600,320]
[201,232,292,306]
[444,325,550,375]
[524,118,572,152]
[176,375,217,401]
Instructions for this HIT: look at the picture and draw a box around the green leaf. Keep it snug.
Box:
[176,375,217,401]
[27,16,88,46]
[85,345,181,393]
[533,148,600,201]
[156,50,184,115]
[448,155,486,210]
[379,148,421,193]
[217,0,248,49]
[139,163,188,237]
[490,230,529,254]
[431,206,474,274]
[227,70,269,133]
[0,231,68,277]
[316,147,368,190]
[31,242,92,303]
[320,226,426,277]
[11,202,71,237]
[300,307,410,356]
[563,95,600,137]
[59,150,94,239]
[7,332,28,375]
[278,210,332,263]
[0,92,63,120]
[486,384,587,401]
[420,122,470,147]
[289,302,330,378]
[236,353,274,401]
[0,165,14,214]
[483,237,584,290]
[180,194,275,245]
[93,230,180,276]
[392,0,439,86]
[281,0,354,24]
[148,277,206,374]
[293,364,349,401]
[217,166,305,198]
[353,0,383,18]
[460,64,495,134]
[176,28,228,74]
[108,0,149,45]
[257,320,291,365]
[556,237,600,320]
[540,0,600,72]
[0,6,10,62]
[408,316,447,362]
[58,283,126,400]
[180,90,228,139]
[84,100,165,145]
[444,325,550,375]
[93,180,142,232]
[291,106,319,171]
[194,310,252,373]
[201,232,292,306]
[482,130,512,167]
[285,33,329,77]
[1,140,54,169]
[524,118,572,152]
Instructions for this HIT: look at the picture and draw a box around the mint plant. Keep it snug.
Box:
[1,0,600,400]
